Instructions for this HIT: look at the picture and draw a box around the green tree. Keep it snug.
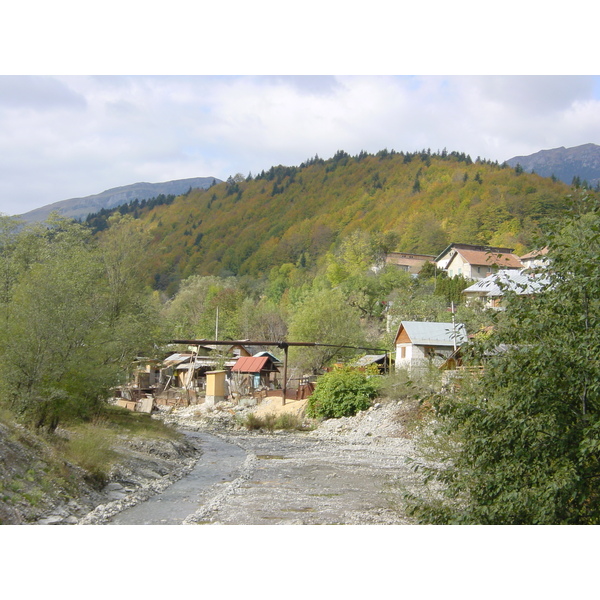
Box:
[237,297,288,341]
[288,287,366,374]
[386,277,449,325]
[414,195,600,524]
[163,274,246,340]
[96,214,156,322]
[325,230,384,286]
[0,215,22,313]
[0,216,164,430]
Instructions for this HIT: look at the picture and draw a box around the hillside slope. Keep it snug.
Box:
[106,150,573,294]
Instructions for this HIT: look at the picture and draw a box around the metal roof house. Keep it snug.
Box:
[230,355,281,396]
[394,320,468,370]
[462,269,550,309]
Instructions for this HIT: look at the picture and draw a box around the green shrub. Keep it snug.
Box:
[243,412,265,430]
[241,411,311,432]
[306,366,380,419]
[274,413,304,430]
[262,413,277,433]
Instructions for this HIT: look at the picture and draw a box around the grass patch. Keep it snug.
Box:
[274,413,307,430]
[96,404,182,440]
[61,423,118,487]
[22,489,44,506]
[241,412,314,432]
[0,400,184,520]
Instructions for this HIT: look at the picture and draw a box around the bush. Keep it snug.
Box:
[274,413,304,430]
[306,366,380,419]
[242,412,264,431]
[241,412,311,432]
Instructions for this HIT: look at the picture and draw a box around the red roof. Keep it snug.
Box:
[450,248,523,269]
[231,356,271,373]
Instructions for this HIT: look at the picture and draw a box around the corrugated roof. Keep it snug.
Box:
[353,354,388,367]
[462,269,550,297]
[176,359,237,370]
[231,356,271,373]
[253,350,282,363]
[163,353,193,366]
[399,321,468,346]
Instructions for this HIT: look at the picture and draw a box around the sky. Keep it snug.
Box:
[1,2,598,220]
[2,74,600,216]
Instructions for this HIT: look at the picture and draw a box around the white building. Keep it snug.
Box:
[394,320,468,370]
[435,243,523,280]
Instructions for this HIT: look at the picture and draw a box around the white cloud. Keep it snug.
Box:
[1,75,599,216]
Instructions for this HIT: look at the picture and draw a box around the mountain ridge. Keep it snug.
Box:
[16,176,222,223]
[505,143,600,186]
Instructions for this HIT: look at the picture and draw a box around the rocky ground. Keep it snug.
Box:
[0,419,201,525]
[87,396,440,525]
[2,395,441,525]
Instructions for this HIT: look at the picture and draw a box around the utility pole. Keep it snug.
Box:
[451,301,457,351]
[281,343,289,406]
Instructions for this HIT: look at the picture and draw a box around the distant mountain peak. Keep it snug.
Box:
[505,143,600,186]
[17,176,222,223]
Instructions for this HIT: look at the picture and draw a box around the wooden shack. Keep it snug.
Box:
[230,355,280,396]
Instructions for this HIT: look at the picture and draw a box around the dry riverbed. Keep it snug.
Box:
[79,396,437,525]
[7,395,438,525]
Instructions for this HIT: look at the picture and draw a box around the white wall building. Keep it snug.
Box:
[394,321,468,371]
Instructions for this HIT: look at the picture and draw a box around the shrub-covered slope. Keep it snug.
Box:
[92,149,574,294]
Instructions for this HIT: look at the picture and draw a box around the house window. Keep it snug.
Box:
[400,346,406,359]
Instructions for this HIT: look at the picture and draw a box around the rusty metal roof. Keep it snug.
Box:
[231,356,277,373]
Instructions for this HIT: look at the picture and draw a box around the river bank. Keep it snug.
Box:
[84,395,435,525]
[1,393,436,525]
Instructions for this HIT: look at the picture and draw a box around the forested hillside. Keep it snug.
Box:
[87,149,572,296]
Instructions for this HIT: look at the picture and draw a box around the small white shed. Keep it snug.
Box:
[394,320,468,370]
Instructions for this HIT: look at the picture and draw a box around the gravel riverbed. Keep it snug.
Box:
[75,397,438,525]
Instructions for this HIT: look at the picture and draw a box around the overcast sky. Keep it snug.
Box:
[1,75,599,216]
[1,2,598,217]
